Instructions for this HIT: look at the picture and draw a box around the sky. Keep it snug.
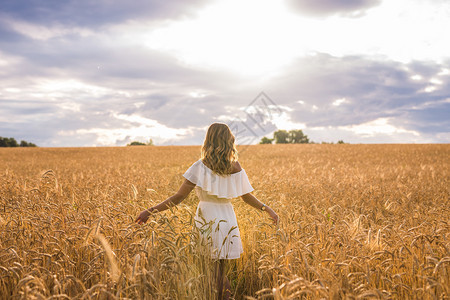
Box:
[0,0,449,146]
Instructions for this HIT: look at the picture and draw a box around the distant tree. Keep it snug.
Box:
[0,137,17,147]
[128,141,146,146]
[261,130,345,145]
[9,138,18,147]
[288,129,309,144]
[19,140,37,147]
[259,137,274,144]
[273,130,289,144]
[0,137,36,147]
[127,139,154,146]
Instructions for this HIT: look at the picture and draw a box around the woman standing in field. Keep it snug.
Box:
[135,122,279,299]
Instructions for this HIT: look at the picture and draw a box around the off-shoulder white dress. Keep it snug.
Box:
[183,159,254,259]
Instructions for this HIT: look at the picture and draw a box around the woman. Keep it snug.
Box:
[135,122,279,299]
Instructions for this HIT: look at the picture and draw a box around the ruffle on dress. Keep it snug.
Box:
[183,159,254,199]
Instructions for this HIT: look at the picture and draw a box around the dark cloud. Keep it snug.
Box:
[286,0,382,17]
[407,60,443,79]
[394,101,450,135]
[262,53,449,135]
[0,31,243,93]
[0,0,209,27]
[0,25,27,43]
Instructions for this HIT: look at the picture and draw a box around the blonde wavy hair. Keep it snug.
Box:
[201,123,238,176]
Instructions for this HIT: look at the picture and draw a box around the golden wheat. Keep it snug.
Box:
[0,144,449,299]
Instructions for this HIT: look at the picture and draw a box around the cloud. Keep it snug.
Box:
[0,16,95,41]
[306,122,431,144]
[340,118,420,137]
[2,51,449,146]
[266,53,448,123]
[0,34,248,146]
[0,0,449,147]
[258,53,450,142]
[393,99,450,135]
[285,0,382,17]
[58,113,197,146]
[0,0,209,28]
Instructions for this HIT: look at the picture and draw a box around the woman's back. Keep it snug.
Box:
[184,159,253,201]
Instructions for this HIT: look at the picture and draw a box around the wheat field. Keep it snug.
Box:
[0,144,449,299]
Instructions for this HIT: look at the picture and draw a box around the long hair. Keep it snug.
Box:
[201,123,238,176]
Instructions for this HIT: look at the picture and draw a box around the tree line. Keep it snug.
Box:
[126,139,154,146]
[260,130,345,144]
[0,137,37,147]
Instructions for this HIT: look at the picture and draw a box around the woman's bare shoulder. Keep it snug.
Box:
[232,161,242,174]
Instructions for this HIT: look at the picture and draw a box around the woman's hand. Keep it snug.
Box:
[135,209,151,225]
[266,207,279,224]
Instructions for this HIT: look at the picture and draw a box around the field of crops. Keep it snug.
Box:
[0,144,449,299]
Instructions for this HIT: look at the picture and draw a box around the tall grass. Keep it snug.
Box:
[0,144,449,299]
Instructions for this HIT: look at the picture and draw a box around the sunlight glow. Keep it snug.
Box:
[57,102,81,112]
[423,86,436,93]
[134,102,145,108]
[37,79,109,97]
[139,0,449,77]
[189,91,207,98]
[4,88,21,93]
[332,98,347,106]
[429,78,443,85]
[438,68,450,76]
[59,113,193,146]
[145,0,308,77]
[340,118,420,137]
[271,112,306,131]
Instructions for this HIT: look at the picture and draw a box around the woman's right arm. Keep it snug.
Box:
[241,193,279,224]
[135,179,196,224]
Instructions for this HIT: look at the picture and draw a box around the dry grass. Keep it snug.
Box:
[0,144,449,299]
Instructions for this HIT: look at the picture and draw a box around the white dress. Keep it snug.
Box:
[183,159,254,259]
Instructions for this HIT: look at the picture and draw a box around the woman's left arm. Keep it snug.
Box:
[135,179,196,224]
[241,192,279,224]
